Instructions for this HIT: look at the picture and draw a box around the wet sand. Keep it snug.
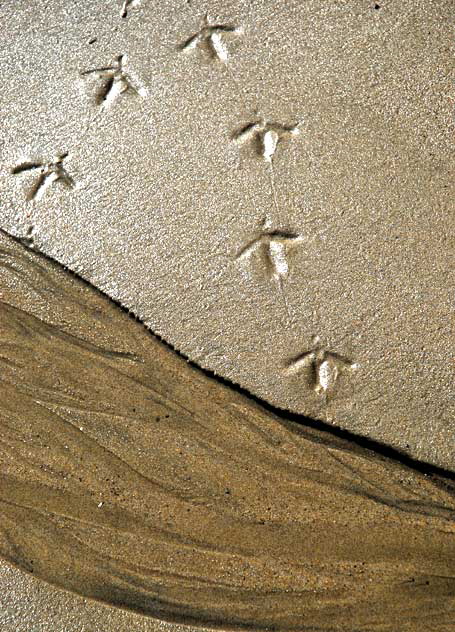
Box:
[0,559,198,632]
[1,231,454,630]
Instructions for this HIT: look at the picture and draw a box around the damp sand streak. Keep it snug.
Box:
[0,231,454,631]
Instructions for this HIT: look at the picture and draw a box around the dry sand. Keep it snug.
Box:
[0,0,453,469]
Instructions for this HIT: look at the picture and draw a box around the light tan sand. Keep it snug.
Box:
[0,0,453,468]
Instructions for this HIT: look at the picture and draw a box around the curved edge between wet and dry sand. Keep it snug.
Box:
[0,230,454,631]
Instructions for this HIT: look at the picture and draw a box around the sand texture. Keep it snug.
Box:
[1,0,454,469]
[0,231,454,630]
[0,558,197,632]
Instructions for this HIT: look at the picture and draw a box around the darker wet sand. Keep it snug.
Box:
[0,231,454,631]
